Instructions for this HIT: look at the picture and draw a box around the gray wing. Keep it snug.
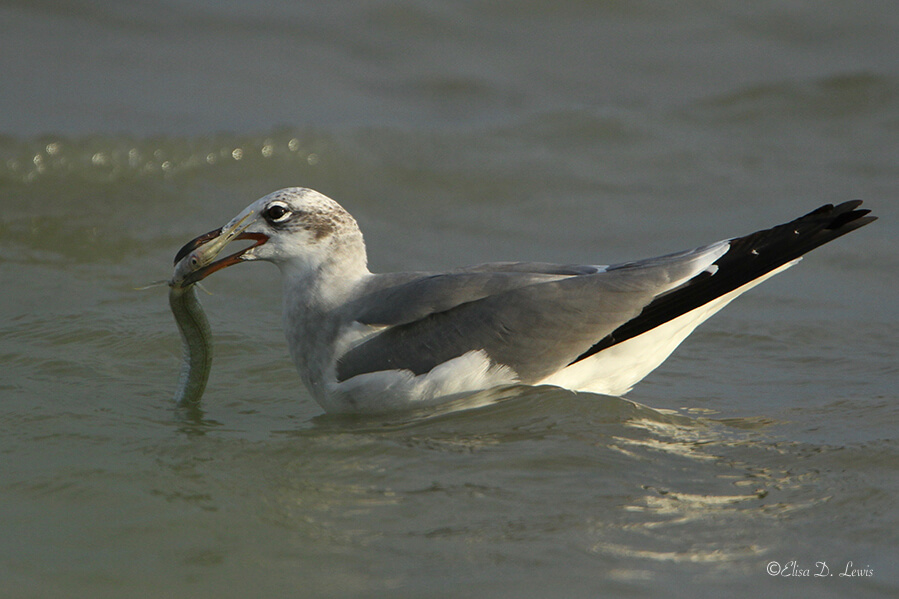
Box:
[348,264,599,327]
[349,267,563,326]
[336,200,876,384]
[336,244,727,383]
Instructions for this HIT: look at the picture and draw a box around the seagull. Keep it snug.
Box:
[175,188,875,414]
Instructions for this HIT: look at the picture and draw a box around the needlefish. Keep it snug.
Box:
[164,211,264,405]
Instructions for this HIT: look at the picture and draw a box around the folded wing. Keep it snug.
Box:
[336,241,730,382]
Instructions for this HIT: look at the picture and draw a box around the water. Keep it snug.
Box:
[2,1,898,597]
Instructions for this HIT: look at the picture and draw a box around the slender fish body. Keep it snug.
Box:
[167,210,256,406]
[169,282,213,406]
[168,240,216,406]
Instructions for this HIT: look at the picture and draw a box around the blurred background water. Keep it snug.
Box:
[1,1,898,597]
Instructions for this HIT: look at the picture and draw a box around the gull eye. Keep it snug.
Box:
[264,203,291,223]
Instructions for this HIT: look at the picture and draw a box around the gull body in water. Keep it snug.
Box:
[174,188,875,414]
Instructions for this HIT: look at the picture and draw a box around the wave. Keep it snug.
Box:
[0,130,330,185]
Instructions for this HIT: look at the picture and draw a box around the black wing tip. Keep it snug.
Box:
[815,201,877,237]
[570,199,877,366]
[805,199,876,231]
[722,199,877,265]
[827,200,876,231]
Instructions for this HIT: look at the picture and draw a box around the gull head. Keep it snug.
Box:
[173,188,368,285]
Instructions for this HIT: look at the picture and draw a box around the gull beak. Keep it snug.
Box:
[173,213,268,286]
